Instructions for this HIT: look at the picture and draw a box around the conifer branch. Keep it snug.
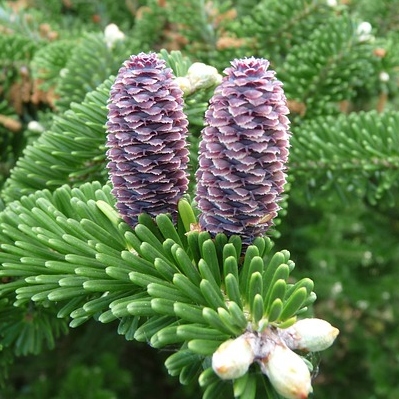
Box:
[290,110,399,204]
[2,1,398,397]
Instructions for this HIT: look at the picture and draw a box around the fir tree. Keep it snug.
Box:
[1,1,399,398]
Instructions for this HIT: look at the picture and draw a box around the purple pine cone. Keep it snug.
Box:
[106,52,189,226]
[196,57,290,241]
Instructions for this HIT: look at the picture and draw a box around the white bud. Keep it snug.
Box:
[104,23,125,48]
[60,68,68,78]
[27,121,45,133]
[326,0,337,6]
[357,21,372,35]
[174,76,193,95]
[261,343,312,399]
[357,22,373,42]
[379,71,390,82]
[212,334,255,380]
[331,281,343,296]
[280,318,339,352]
[187,62,222,91]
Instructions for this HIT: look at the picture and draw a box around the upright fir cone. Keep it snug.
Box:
[106,52,189,226]
[196,57,290,241]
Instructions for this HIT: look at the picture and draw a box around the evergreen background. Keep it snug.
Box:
[0,0,398,398]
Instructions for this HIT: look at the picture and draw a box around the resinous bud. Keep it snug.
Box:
[104,23,125,48]
[212,334,255,380]
[174,76,192,95]
[260,342,312,399]
[280,318,339,352]
[187,62,222,91]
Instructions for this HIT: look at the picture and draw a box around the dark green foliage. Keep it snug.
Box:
[0,101,19,193]
[2,321,199,399]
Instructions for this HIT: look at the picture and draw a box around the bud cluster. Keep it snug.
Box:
[104,23,125,49]
[174,62,223,95]
[212,318,339,399]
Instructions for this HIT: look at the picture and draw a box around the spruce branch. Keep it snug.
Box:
[0,34,38,74]
[0,180,330,399]
[0,51,340,399]
[290,110,399,205]
[280,14,376,118]
[1,79,112,203]
[55,32,133,112]
[239,0,332,61]
[30,39,75,92]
